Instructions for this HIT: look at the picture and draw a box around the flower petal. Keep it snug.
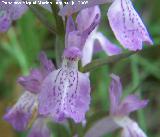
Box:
[3,92,37,131]
[84,116,119,137]
[66,72,90,122]
[39,51,55,75]
[74,6,100,66]
[66,16,76,35]
[107,0,153,51]
[67,12,100,50]
[118,95,148,115]
[109,74,122,115]
[0,10,11,32]
[81,34,95,66]
[94,32,122,56]
[28,117,51,137]
[65,16,76,47]
[122,126,147,137]
[17,69,43,93]
[76,6,101,32]
[38,68,90,123]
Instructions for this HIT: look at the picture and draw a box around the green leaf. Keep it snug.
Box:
[1,29,29,74]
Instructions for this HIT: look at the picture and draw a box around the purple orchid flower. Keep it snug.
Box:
[38,46,91,123]
[0,0,28,32]
[38,7,106,123]
[28,117,51,137]
[109,74,148,137]
[65,7,99,66]
[66,6,121,66]
[59,0,153,51]
[3,52,54,131]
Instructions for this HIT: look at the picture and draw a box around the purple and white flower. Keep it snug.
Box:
[3,52,54,131]
[66,6,121,66]
[38,47,91,123]
[109,74,148,137]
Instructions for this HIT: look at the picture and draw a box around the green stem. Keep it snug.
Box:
[49,0,65,34]
[80,51,136,73]
[49,0,65,66]
[55,35,65,67]
[1,29,29,74]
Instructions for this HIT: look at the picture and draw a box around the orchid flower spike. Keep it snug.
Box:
[38,46,91,123]
[28,117,51,137]
[109,74,148,137]
[3,52,54,131]
[0,0,28,32]
[59,0,153,51]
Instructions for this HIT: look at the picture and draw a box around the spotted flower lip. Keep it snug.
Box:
[38,47,91,123]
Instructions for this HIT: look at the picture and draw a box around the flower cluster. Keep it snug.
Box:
[59,0,153,51]
[2,0,153,137]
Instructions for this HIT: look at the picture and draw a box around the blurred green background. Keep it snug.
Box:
[0,0,160,137]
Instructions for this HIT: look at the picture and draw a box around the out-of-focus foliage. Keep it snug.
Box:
[0,0,160,137]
